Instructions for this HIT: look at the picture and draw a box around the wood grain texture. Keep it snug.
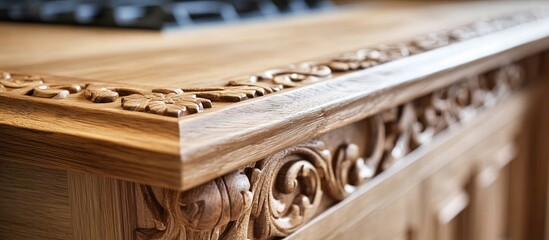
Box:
[68,171,137,240]
[134,61,534,239]
[2,9,544,118]
[289,82,537,240]
[0,3,547,240]
[525,63,549,240]
[0,160,72,240]
[1,2,545,87]
[0,3,548,192]
[178,22,549,189]
[336,185,421,240]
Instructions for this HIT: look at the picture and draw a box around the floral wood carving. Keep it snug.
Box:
[0,10,545,117]
[32,84,83,99]
[137,63,527,239]
[181,63,331,101]
[0,72,84,98]
[84,84,145,103]
[122,93,212,117]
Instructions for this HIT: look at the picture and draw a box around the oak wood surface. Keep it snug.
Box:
[178,21,549,189]
[0,2,548,191]
[286,84,536,239]
[1,3,548,239]
[0,160,72,240]
[129,54,538,239]
[1,2,542,87]
[68,171,137,240]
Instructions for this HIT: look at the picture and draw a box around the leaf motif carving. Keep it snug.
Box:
[32,84,83,99]
[121,93,212,117]
[412,31,452,50]
[84,85,145,103]
[227,78,284,93]
[0,72,83,98]
[0,72,44,88]
[181,86,271,102]
[180,64,330,102]
[263,64,332,87]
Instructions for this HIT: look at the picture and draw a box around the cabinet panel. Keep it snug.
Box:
[336,186,421,240]
[470,145,515,240]
[426,134,517,240]
[426,152,474,240]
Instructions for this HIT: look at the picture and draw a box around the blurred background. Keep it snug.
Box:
[0,0,340,30]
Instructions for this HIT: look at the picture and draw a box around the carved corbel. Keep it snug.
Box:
[138,170,253,240]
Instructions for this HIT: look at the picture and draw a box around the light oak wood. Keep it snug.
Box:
[0,160,72,240]
[336,185,421,240]
[131,59,539,239]
[288,79,538,240]
[526,65,549,240]
[68,171,137,240]
[1,4,548,190]
[178,18,549,189]
[0,2,543,87]
[0,2,549,240]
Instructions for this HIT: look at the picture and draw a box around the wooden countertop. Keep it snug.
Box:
[1,1,548,190]
[2,1,544,87]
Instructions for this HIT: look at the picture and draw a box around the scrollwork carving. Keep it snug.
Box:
[181,86,274,102]
[180,64,331,102]
[137,63,528,240]
[249,141,328,239]
[263,63,332,87]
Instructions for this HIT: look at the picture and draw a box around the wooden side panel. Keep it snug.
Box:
[335,186,421,240]
[472,164,511,240]
[0,160,72,240]
[424,147,474,240]
[527,71,549,239]
[425,120,520,240]
[68,171,136,240]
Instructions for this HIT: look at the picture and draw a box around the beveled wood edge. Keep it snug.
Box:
[0,11,548,191]
[179,18,549,190]
[0,93,185,189]
[1,9,546,119]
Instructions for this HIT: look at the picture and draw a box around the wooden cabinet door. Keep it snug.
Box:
[335,186,422,240]
[470,144,515,240]
[425,153,474,240]
[425,136,517,240]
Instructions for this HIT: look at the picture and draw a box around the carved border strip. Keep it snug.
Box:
[1,9,547,118]
[136,61,528,239]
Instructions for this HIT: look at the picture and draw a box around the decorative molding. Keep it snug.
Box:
[0,9,546,117]
[0,72,84,99]
[121,93,213,117]
[136,62,526,239]
[84,85,145,103]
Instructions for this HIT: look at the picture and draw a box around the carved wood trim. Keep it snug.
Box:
[136,62,528,239]
[0,9,546,118]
